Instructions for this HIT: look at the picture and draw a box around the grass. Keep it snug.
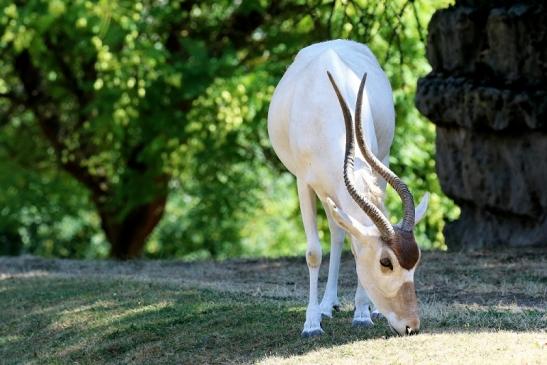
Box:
[0,248,545,364]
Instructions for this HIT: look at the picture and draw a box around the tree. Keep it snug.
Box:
[0,0,455,259]
[1,0,293,258]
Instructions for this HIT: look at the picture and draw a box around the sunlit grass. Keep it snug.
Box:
[259,331,546,365]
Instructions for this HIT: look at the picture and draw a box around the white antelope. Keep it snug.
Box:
[268,40,429,337]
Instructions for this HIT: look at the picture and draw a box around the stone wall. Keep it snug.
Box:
[415,0,546,249]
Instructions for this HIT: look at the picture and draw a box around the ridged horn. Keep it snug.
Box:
[354,72,415,232]
[326,71,395,240]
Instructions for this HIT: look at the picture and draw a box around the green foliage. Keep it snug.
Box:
[0,0,457,258]
[0,104,107,257]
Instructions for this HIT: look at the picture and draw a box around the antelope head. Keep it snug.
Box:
[326,71,429,336]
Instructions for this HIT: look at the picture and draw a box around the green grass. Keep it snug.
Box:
[0,249,545,364]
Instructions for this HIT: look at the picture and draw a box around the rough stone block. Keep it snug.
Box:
[416,75,547,131]
[416,0,547,249]
[484,5,547,85]
[445,202,547,249]
[426,3,546,86]
[436,127,547,217]
[427,6,484,75]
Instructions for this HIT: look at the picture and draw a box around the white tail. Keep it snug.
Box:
[268,40,429,336]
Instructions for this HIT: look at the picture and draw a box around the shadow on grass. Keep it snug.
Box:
[0,277,386,363]
[1,276,545,364]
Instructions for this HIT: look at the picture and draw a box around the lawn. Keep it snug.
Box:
[0,248,545,364]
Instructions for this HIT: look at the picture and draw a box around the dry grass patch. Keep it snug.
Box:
[259,331,546,365]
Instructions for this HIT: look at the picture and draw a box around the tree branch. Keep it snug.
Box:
[0,91,24,103]
[44,35,96,128]
[12,50,109,199]
[383,1,411,64]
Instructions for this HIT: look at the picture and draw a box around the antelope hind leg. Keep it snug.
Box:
[298,180,324,337]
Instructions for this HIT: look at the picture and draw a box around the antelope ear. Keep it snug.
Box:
[326,197,380,241]
[414,192,430,225]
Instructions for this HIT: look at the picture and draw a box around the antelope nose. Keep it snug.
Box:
[405,326,419,335]
[405,317,420,335]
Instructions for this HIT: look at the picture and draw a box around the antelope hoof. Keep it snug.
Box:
[301,328,325,337]
[371,310,384,321]
[302,309,323,337]
[352,318,374,328]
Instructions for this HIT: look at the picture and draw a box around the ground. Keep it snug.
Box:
[0,248,545,364]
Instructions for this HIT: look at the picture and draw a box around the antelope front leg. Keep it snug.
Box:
[298,180,324,337]
[319,203,345,318]
[352,282,374,327]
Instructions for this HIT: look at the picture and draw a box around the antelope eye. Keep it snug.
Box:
[380,257,393,270]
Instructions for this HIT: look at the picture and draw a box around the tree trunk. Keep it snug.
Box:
[99,194,167,260]
[13,46,171,260]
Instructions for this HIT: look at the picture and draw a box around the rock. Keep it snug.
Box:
[445,203,547,249]
[416,76,547,131]
[416,0,547,249]
[436,128,547,216]
[426,2,546,86]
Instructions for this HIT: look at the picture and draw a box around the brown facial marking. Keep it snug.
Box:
[393,281,419,320]
[387,227,420,270]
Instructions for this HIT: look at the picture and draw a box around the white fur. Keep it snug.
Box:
[268,40,428,336]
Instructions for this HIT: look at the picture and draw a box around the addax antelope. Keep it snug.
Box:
[267,40,429,337]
